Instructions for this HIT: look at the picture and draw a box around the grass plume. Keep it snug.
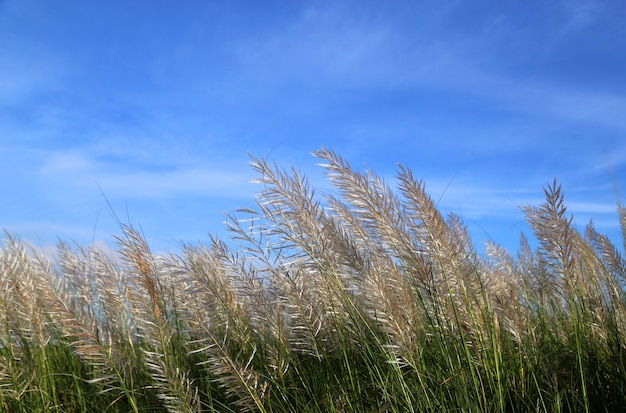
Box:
[0,148,625,412]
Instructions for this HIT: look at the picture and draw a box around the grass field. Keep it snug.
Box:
[1,148,625,412]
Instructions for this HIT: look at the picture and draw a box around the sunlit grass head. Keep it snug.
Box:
[0,149,625,412]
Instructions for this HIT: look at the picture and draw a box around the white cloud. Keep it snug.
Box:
[0,52,67,105]
[40,151,93,175]
[38,148,255,200]
[94,168,254,199]
[0,3,69,105]
[560,0,607,32]
[229,4,401,89]
[534,88,626,132]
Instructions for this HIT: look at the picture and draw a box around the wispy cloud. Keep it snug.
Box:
[2,0,624,253]
[38,147,255,200]
[559,0,610,33]
[233,4,390,82]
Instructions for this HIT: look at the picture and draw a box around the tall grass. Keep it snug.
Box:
[1,147,625,412]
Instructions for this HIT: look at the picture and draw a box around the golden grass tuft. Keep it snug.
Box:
[0,148,625,412]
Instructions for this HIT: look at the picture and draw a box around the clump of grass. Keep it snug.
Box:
[0,147,625,412]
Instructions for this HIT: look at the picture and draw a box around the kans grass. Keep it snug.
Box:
[1,148,626,412]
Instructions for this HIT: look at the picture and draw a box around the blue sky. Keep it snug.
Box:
[1,0,625,254]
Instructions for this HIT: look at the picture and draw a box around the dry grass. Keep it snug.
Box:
[0,148,625,412]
